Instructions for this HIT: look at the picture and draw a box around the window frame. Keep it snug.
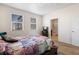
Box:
[11,13,24,31]
[30,17,36,30]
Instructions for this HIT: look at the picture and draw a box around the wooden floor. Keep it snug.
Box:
[51,35,79,55]
[58,42,79,55]
[51,35,58,46]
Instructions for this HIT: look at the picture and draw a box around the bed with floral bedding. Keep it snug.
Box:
[0,35,54,55]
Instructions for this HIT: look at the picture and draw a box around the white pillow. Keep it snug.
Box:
[0,36,2,39]
[2,35,12,40]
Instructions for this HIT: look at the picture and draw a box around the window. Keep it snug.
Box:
[12,14,23,31]
[30,18,36,30]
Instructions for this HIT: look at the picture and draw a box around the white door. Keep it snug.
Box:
[72,17,79,47]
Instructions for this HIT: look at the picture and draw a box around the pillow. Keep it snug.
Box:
[0,36,2,39]
[0,32,8,40]
[0,32,18,43]
[1,35,11,40]
[0,36,5,43]
[1,35,18,43]
[0,32,7,36]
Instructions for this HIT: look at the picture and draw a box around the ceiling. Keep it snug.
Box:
[4,3,73,15]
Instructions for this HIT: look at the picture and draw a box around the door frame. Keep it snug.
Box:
[50,18,58,41]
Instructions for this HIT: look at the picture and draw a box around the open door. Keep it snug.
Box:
[51,18,58,42]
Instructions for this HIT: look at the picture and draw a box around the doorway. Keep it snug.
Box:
[51,18,58,42]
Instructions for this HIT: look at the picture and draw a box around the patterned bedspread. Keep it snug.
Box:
[0,35,53,55]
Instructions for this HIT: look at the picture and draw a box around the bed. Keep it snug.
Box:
[0,32,55,55]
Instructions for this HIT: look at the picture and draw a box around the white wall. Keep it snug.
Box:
[0,4,43,37]
[43,4,79,44]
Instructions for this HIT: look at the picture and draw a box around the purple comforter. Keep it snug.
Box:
[0,35,53,55]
